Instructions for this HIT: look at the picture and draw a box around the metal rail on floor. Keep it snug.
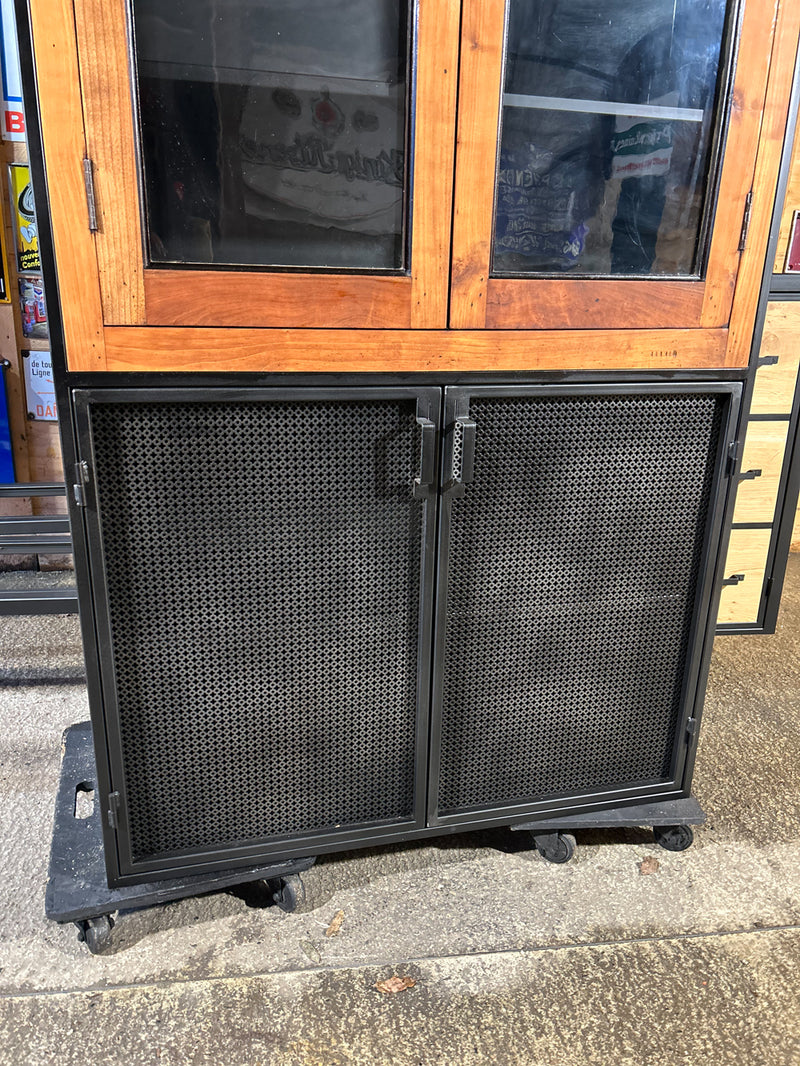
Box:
[0,483,78,614]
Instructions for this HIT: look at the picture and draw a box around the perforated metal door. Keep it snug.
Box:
[430,385,737,824]
[74,387,438,878]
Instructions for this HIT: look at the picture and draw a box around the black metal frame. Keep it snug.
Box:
[0,479,78,615]
[63,377,742,886]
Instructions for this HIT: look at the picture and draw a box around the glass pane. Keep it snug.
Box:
[493,0,730,277]
[132,0,410,271]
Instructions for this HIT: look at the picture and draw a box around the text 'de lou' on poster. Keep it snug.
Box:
[22,349,57,421]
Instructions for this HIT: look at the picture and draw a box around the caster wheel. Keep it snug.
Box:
[75,914,114,954]
[534,832,576,864]
[267,873,305,913]
[653,824,694,852]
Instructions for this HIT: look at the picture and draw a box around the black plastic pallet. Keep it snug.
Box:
[46,722,315,949]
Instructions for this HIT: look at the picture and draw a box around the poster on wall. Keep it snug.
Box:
[18,276,46,337]
[9,164,39,271]
[22,349,57,421]
[0,220,9,301]
[0,1,25,141]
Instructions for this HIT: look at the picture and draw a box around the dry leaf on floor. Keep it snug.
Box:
[639,856,660,876]
[325,910,345,938]
[375,976,417,994]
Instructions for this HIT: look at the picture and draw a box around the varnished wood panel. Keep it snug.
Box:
[701,0,782,329]
[486,280,704,331]
[732,420,790,523]
[751,303,800,414]
[65,0,454,331]
[144,273,413,329]
[717,528,772,624]
[726,0,800,362]
[410,0,460,327]
[449,0,506,329]
[30,0,106,370]
[73,0,145,325]
[103,326,730,373]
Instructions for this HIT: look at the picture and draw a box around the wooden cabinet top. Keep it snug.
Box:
[23,0,800,373]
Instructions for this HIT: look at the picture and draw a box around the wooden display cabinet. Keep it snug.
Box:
[24,0,796,372]
[16,0,800,885]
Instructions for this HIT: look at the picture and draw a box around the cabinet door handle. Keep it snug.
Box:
[454,416,477,485]
[414,416,436,497]
[444,416,477,496]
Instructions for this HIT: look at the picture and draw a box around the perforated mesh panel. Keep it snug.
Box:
[88,397,425,862]
[437,391,725,814]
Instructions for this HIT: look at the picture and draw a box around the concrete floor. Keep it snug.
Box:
[1,561,799,1064]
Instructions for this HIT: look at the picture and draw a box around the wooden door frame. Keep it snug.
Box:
[31,0,459,348]
[450,0,782,332]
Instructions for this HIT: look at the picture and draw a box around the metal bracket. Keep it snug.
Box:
[756,355,779,370]
[686,717,698,737]
[722,573,745,587]
[727,442,760,482]
[727,440,741,477]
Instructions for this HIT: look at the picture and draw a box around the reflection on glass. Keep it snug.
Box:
[493,0,730,277]
[132,0,410,271]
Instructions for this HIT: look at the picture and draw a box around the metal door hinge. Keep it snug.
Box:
[726,441,760,482]
[727,439,741,476]
[686,717,698,738]
[107,791,121,829]
[739,190,753,252]
[72,460,90,507]
[83,158,98,232]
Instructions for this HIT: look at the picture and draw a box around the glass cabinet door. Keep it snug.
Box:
[63,0,458,330]
[133,0,409,272]
[450,0,776,331]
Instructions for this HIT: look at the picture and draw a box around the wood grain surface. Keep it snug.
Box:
[751,302,800,414]
[30,0,106,370]
[718,527,772,624]
[73,0,145,325]
[103,325,731,373]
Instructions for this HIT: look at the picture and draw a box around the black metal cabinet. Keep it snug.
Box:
[71,381,740,885]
